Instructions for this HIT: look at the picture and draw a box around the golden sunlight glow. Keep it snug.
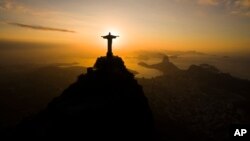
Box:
[95,27,124,51]
[0,0,249,54]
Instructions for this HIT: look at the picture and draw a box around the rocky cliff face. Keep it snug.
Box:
[14,56,153,139]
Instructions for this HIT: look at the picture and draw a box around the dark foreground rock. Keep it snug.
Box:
[13,56,153,140]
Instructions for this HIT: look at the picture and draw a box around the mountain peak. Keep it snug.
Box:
[86,55,134,77]
[14,55,154,139]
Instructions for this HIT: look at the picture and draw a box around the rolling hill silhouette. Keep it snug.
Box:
[12,56,154,139]
[2,54,250,140]
[138,55,181,75]
[138,55,250,141]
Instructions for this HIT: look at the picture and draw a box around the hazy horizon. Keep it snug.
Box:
[0,40,250,80]
[1,1,250,139]
[1,0,250,81]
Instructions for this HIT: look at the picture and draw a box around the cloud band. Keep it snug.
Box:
[8,22,76,33]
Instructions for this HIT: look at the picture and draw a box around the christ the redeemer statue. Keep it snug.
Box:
[102,32,119,57]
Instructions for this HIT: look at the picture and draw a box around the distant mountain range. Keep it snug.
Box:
[1,54,249,140]
[138,55,250,141]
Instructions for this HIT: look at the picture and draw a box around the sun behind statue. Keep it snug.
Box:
[102,32,119,58]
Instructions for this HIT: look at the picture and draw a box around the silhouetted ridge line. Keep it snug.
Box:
[138,55,181,75]
[13,55,154,140]
[138,55,250,141]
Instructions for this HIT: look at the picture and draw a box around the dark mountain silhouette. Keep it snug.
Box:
[139,55,181,75]
[2,53,250,140]
[138,55,250,141]
[11,56,153,139]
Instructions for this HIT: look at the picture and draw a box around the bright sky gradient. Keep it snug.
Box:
[0,0,250,53]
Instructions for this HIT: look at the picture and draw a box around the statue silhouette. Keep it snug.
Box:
[102,32,119,57]
[9,33,154,140]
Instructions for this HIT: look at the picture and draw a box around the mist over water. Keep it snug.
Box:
[0,42,250,79]
[0,42,250,132]
[170,54,250,80]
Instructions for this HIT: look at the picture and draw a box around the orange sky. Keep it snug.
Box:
[0,0,250,53]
